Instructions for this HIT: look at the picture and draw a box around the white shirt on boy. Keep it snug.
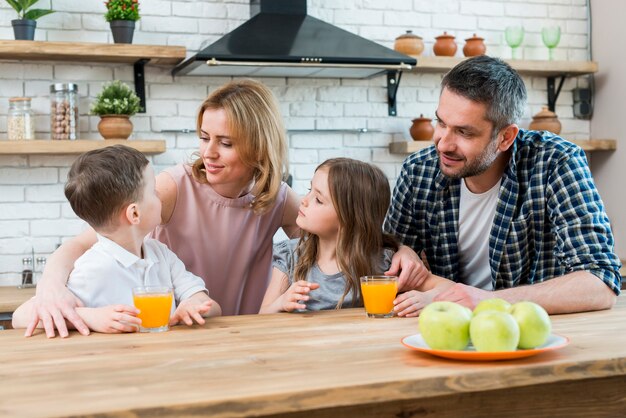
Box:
[67,234,207,315]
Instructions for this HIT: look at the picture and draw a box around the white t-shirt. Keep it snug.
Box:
[457,179,501,290]
[67,235,207,315]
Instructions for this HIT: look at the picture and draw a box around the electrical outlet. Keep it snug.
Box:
[573,87,592,119]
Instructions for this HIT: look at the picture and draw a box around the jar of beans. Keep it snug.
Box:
[7,97,35,140]
[50,83,78,140]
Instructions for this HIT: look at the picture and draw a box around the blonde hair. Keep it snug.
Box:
[191,79,288,213]
[294,158,398,308]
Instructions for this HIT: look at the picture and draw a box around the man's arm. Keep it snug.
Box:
[25,228,98,338]
[435,270,616,314]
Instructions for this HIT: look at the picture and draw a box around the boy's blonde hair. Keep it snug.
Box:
[294,158,398,308]
[191,79,288,214]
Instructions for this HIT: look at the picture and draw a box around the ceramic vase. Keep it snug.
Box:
[410,115,435,141]
[433,32,457,56]
[98,115,133,139]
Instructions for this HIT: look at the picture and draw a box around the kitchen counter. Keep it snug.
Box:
[0,286,35,313]
[1,297,625,417]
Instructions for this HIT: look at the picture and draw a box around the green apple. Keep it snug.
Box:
[419,301,472,350]
[470,311,520,352]
[473,298,512,316]
[509,301,552,349]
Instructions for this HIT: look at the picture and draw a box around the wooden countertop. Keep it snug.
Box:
[0,286,35,313]
[1,297,625,417]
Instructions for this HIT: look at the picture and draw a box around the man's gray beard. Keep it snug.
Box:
[439,138,499,180]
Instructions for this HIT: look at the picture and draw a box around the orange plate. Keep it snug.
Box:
[401,333,569,361]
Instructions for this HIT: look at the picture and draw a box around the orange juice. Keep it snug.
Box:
[360,276,398,318]
[133,291,173,330]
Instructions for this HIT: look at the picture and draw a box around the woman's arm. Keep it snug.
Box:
[25,228,98,338]
[156,171,177,224]
[281,186,301,239]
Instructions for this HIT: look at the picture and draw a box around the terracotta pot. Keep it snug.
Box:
[394,30,424,56]
[97,115,133,140]
[410,115,435,141]
[529,106,561,134]
[463,34,486,57]
[433,32,457,56]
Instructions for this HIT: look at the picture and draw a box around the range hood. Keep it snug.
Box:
[172,0,417,115]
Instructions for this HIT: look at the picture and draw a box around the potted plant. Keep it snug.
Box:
[6,0,55,40]
[90,80,141,140]
[104,0,140,44]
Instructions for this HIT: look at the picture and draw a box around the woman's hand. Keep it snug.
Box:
[279,281,320,312]
[26,286,89,338]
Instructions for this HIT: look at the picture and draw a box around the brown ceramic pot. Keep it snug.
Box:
[433,32,457,56]
[394,30,424,56]
[463,34,486,57]
[410,115,435,141]
[529,106,561,134]
[97,115,133,139]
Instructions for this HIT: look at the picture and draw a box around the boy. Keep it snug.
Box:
[13,145,221,334]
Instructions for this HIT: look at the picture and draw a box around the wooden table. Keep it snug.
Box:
[0,286,35,313]
[1,297,625,417]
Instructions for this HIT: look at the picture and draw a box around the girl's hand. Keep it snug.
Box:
[77,305,141,333]
[393,290,434,317]
[170,298,212,326]
[280,281,320,312]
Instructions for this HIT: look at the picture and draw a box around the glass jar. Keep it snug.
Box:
[7,97,35,140]
[50,83,78,140]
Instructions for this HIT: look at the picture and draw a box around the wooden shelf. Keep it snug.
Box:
[0,140,166,155]
[389,139,616,155]
[409,56,598,77]
[0,40,186,65]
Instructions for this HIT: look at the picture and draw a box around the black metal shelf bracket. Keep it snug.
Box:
[387,70,402,117]
[134,58,150,113]
[547,75,566,112]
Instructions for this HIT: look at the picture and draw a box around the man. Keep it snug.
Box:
[386,55,621,315]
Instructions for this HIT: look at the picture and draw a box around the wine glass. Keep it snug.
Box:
[504,26,524,59]
[541,26,561,60]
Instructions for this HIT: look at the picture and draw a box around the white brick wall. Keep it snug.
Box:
[0,0,593,284]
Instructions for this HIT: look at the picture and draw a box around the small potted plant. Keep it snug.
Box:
[91,80,141,140]
[6,0,55,40]
[104,0,140,44]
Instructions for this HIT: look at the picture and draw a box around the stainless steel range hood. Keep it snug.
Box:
[172,0,416,115]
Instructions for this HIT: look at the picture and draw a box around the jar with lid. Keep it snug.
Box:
[50,83,78,140]
[7,97,35,140]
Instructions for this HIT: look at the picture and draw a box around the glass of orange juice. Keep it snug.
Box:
[360,275,398,318]
[132,286,174,332]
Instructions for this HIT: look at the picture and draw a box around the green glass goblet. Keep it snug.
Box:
[505,26,524,59]
[541,26,561,60]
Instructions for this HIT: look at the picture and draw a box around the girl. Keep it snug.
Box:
[260,158,450,313]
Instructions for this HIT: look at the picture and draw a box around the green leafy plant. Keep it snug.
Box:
[5,0,54,20]
[104,0,140,22]
[90,80,141,116]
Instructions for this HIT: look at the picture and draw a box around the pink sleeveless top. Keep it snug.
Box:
[152,164,288,315]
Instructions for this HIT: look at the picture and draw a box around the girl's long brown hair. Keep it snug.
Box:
[190,79,288,214]
[294,158,398,308]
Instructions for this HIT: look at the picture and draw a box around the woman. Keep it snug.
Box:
[28,79,300,337]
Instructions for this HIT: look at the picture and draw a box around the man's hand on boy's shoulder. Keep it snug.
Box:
[76,305,141,334]
[170,293,213,326]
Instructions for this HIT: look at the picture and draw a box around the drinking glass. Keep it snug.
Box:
[133,286,174,332]
[504,26,524,59]
[541,26,561,60]
[360,276,398,318]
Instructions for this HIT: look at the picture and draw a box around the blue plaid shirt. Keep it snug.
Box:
[384,129,621,294]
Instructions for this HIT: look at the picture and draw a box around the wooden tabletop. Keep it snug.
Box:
[0,286,35,313]
[1,297,625,417]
